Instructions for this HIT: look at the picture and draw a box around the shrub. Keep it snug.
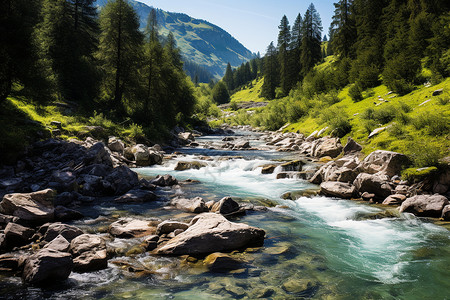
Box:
[412,112,450,136]
[321,106,352,138]
[124,123,145,140]
[374,105,397,124]
[358,64,381,89]
[387,122,405,137]
[349,84,363,102]
[404,140,445,167]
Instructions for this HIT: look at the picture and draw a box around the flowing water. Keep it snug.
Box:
[1,131,449,299]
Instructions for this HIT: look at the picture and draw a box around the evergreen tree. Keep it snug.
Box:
[277,15,292,95]
[330,0,357,59]
[261,42,279,99]
[0,0,50,103]
[223,63,234,91]
[244,62,252,83]
[300,3,323,76]
[165,32,183,71]
[96,0,143,116]
[37,0,99,105]
[290,13,303,83]
[250,59,259,79]
[212,81,230,104]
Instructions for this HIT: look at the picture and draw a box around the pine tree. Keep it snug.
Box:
[261,42,279,99]
[0,0,50,103]
[330,0,357,59]
[250,59,259,79]
[96,0,143,116]
[290,13,303,83]
[277,15,291,95]
[223,63,234,91]
[212,81,230,104]
[300,3,323,76]
[37,0,99,105]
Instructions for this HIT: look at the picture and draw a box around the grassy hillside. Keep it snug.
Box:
[95,0,254,78]
[230,78,265,103]
[219,59,450,168]
[0,96,150,164]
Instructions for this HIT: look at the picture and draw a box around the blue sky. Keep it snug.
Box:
[139,0,334,54]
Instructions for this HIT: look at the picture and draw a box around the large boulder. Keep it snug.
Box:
[156,213,265,255]
[343,137,362,154]
[43,235,70,252]
[107,137,125,153]
[0,189,56,224]
[353,173,393,201]
[70,234,108,272]
[171,197,209,213]
[22,249,73,284]
[311,138,343,158]
[357,150,410,177]
[3,223,35,248]
[320,182,355,199]
[399,194,449,218]
[211,197,240,215]
[114,189,157,203]
[109,218,156,238]
[105,166,140,195]
[132,144,151,166]
[42,223,83,242]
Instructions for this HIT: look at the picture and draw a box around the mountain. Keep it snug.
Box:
[95,0,254,78]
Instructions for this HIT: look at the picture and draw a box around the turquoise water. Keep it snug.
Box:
[1,132,449,299]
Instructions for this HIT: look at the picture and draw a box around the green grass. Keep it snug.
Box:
[230,78,265,103]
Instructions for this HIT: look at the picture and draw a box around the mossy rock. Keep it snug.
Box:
[401,167,438,183]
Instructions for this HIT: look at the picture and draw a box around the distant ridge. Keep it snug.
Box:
[95,0,254,78]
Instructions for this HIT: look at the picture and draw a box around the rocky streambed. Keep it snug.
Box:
[0,127,449,299]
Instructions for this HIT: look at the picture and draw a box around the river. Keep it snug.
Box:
[1,130,449,299]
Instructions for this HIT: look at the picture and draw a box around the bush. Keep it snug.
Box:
[404,140,445,167]
[361,105,397,124]
[387,122,405,137]
[388,79,415,95]
[349,84,363,102]
[358,64,381,89]
[321,106,352,138]
[123,123,145,140]
[412,112,450,136]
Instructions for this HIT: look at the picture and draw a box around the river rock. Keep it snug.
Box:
[42,223,84,242]
[156,220,189,235]
[0,254,21,272]
[382,194,407,206]
[174,161,207,171]
[107,137,124,153]
[43,234,70,252]
[441,205,450,221]
[211,197,240,215]
[51,170,78,192]
[203,253,243,272]
[261,165,277,174]
[156,213,265,255]
[3,223,35,248]
[343,137,362,154]
[143,235,159,251]
[132,144,151,166]
[54,206,83,221]
[0,189,55,224]
[280,160,304,172]
[171,197,209,213]
[84,142,113,167]
[320,182,355,199]
[115,189,157,203]
[399,194,449,218]
[151,175,178,187]
[105,166,139,195]
[353,173,393,201]
[70,234,108,272]
[22,249,73,284]
[109,218,156,238]
[312,137,343,158]
[234,140,250,149]
[357,150,410,177]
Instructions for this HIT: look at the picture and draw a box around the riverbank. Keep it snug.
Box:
[0,127,449,298]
